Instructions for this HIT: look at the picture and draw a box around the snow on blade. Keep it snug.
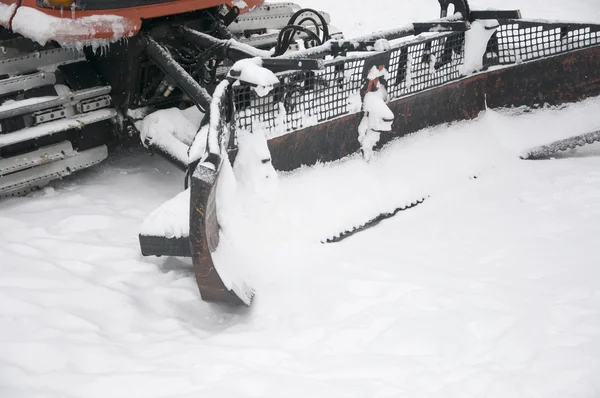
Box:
[374,38,391,52]
[358,90,394,161]
[212,127,278,305]
[359,66,393,161]
[195,79,231,163]
[233,128,278,195]
[212,155,255,305]
[139,189,190,238]
[460,19,500,75]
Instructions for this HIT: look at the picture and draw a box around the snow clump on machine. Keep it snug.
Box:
[358,66,394,161]
[228,57,279,97]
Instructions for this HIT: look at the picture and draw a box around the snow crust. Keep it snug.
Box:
[137,107,204,166]
[11,7,137,49]
[0,2,16,27]
[229,57,279,97]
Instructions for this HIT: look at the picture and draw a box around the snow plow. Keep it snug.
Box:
[0,0,599,305]
[138,0,600,306]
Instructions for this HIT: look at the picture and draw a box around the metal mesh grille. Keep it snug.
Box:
[489,22,600,65]
[387,32,465,99]
[233,31,466,135]
[232,20,600,136]
[234,59,365,135]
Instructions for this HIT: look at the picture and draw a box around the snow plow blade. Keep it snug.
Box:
[139,1,600,306]
[189,163,249,305]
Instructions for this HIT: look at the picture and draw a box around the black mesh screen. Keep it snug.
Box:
[232,19,600,136]
[387,32,465,99]
[234,58,365,135]
[489,22,600,65]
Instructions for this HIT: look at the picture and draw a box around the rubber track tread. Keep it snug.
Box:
[324,198,427,243]
[523,130,600,160]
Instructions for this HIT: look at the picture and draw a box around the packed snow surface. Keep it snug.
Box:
[3,101,600,397]
[2,0,600,397]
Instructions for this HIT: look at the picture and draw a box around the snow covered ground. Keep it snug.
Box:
[2,1,600,397]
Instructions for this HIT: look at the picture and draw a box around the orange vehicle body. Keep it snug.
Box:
[0,0,264,41]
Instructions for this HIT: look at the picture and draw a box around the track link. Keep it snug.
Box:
[323,198,427,243]
[522,130,600,160]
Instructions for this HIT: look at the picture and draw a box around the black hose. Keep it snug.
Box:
[146,36,213,113]
[274,25,323,56]
[274,8,331,56]
[287,8,330,42]
[297,17,321,37]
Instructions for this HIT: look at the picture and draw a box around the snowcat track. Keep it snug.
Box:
[324,198,427,243]
[0,46,83,76]
[0,86,112,120]
[0,40,115,198]
[0,145,108,198]
[522,130,600,160]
